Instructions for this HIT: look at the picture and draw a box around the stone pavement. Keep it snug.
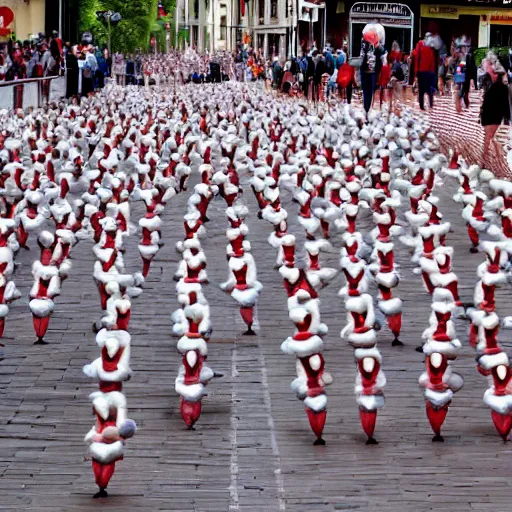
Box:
[1,171,512,512]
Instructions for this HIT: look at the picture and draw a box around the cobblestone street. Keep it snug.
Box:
[1,167,512,512]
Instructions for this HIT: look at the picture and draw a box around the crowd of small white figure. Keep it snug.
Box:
[3,77,512,496]
[443,157,512,441]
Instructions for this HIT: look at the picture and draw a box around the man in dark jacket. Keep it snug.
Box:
[65,44,79,97]
[305,54,315,98]
[313,51,326,102]
[360,39,385,114]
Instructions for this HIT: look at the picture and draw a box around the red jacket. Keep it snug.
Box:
[414,40,436,74]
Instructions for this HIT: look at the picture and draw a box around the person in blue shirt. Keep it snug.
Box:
[335,49,346,69]
[298,51,308,75]
[324,48,335,75]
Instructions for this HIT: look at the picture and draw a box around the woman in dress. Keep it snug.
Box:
[480,63,510,165]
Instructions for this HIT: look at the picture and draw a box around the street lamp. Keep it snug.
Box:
[59,0,62,39]
[289,0,294,57]
[96,10,122,54]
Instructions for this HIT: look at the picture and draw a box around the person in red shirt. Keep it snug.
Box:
[389,41,402,64]
[337,61,357,104]
[414,33,438,110]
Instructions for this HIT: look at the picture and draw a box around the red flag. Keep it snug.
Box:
[241,0,245,17]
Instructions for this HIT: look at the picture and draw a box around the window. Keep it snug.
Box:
[271,0,278,19]
[258,0,265,23]
[490,24,512,47]
[258,34,265,53]
[193,0,199,18]
[220,5,227,41]
[268,34,280,57]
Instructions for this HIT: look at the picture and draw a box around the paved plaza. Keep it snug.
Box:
[1,167,511,512]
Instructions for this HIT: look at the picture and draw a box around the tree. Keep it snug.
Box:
[79,0,167,53]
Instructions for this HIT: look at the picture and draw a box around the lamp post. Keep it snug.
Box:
[165,22,171,53]
[289,0,294,57]
[58,0,62,39]
[96,11,121,54]
[245,0,251,49]
[107,14,111,54]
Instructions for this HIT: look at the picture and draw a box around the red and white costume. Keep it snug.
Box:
[175,303,215,428]
[0,218,20,339]
[281,289,331,444]
[419,289,463,440]
[304,240,337,287]
[371,241,403,344]
[29,231,61,343]
[462,191,490,252]
[221,251,262,334]
[138,207,162,277]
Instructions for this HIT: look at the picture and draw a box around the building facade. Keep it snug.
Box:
[420,1,512,49]
[0,0,45,40]
[323,0,512,57]
[0,0,78,43]
[175,0,326,59]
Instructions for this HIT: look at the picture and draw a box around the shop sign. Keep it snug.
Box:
[491,13,512,24]
[421,5,460,19]
[352,16,412,26]
[428,6,458,15]
[350,2,413,19]
[468,0,511,4]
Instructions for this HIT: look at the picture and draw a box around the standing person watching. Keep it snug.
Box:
[335,48,346,69]
[297,50,308,95]
[413,32,438,110]
[453,37,476,112]
[360,23,386,115]
[65,43,79,98]
[480,63,510,166]
[313,51,326,102]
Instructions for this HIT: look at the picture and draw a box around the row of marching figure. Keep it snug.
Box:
[394,150,463,442]
[245,131,334,445]
[443,153,512,440]
[172,156,215,430]
[337,147,404,445]
[212,133,263,335]
[1,139,89,344]
[82,140,148,499]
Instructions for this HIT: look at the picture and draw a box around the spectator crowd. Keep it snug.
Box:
[2,28,512,141]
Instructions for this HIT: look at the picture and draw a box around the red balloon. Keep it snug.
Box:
[363,30,379,46]
[0,7,14,37]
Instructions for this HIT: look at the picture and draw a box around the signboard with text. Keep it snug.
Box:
[350,2,413,27]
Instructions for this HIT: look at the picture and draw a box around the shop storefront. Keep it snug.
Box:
[488,12,512,47]
[348,2,414,57]
[421,3,512,49]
